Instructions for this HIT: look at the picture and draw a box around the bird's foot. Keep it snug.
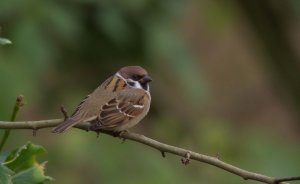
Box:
[88,123,102,138]
[96,130,101,138]
[112,130,128,143]
[112,130,128,137]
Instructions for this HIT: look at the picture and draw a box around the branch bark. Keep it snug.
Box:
[0,119,298,184]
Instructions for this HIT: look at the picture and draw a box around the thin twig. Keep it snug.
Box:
[181,151,191,165]
[0,95,24,151]
[60,105,69,120]
[0,119,299,184]
[161,151,166,158]
[275,176,300,184]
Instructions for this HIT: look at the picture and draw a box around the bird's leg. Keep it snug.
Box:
[112,130,128,137]
[111,130,128,143]
[95,130,101,138]
[88,122,102,138]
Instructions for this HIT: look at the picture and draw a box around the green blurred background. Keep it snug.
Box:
[1,0,300,183]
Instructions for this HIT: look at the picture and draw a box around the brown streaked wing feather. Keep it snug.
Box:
[67,75,123,121]
[98,89,147,128]
[53,74,127,133]
[104,75,127,92]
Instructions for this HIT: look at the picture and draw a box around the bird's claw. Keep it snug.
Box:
[113,130,128,137]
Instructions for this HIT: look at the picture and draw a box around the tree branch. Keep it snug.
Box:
[0,119,298,184]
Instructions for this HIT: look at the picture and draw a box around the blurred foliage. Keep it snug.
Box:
[0,164,14,184]
[0,38,12,46]
[0,142,52,184]
[1,0,300,183]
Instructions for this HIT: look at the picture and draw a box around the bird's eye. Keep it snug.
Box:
[132,75,141,81]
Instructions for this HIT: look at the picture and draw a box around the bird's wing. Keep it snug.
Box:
[97,88,148,129]
[52,75,119,133]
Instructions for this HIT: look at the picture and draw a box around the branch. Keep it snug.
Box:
[0,119,298,184]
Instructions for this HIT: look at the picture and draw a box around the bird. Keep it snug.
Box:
[52,66,152,133]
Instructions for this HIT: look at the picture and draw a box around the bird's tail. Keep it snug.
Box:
[52,118,79,133]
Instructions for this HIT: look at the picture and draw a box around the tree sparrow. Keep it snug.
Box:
[52,66,152,133]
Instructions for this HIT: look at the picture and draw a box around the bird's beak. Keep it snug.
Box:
[139,75,152,84]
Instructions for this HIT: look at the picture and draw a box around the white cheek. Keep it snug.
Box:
[116,72,150,92]
[127,79,143,89]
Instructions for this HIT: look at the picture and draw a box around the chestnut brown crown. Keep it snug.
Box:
[119,66,152,84]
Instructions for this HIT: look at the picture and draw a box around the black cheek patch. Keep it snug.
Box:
[141,83,148,90]
[128,81,135,87]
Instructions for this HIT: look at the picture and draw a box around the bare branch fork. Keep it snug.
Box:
[0,118,299,184]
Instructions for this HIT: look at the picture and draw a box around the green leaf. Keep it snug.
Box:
[12,162,54,184]
[0,38,12,45]
[0,164,14,184]
[2,142,53,183]
[5,142,46,172]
